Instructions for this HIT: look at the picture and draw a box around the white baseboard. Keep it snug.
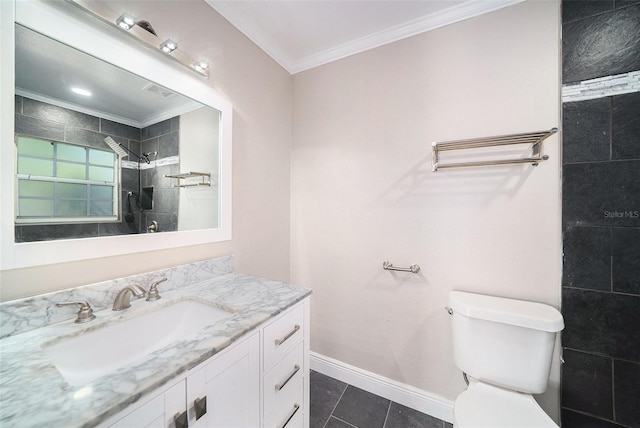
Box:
[310,352,455,424]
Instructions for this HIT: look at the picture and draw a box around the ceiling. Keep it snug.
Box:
[15,24,200,128]
[205,0,524,74]
[14,0,525,122]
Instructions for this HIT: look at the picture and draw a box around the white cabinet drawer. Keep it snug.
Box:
[263,343,304,418]
[264,378,304,428]
[272,406,303,428]
[263,304,304,371]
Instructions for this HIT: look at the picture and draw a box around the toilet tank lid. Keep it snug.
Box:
[450,291,564,332]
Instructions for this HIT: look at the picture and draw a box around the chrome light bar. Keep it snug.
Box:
[66,0,210,78]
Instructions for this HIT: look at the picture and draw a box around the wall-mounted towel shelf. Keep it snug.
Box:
[165,171,211,187]
[431,128,557,172]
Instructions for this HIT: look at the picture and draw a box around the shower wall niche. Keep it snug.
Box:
[14,96,180,242]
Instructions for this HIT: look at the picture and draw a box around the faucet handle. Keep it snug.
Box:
[55,300,96,323]
[146,277,167,301]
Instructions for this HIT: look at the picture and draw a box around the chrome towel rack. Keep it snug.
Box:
[431,128,557,172]
[383,261,420,274]
[165,171,211,187]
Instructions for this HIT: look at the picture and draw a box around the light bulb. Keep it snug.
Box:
[116,13,136,31]
[160,39,178,53]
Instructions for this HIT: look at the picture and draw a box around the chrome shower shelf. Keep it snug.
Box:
[431,128,557,172]
[165,171,211,187]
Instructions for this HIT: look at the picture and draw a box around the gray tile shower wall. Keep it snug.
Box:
[614,360,640,426]
[140,117,180,232]
[13,96,181,240]
[562,288,640,361]
[562,2,640,83]
[561,2,640,427]
[562,349,614,421]
[14,96,142,241]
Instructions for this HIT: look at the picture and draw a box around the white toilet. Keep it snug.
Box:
[449,291,564,428]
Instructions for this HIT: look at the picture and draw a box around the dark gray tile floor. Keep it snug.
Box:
[310,370,453,428]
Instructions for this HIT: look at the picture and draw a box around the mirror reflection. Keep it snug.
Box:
[14,24,221,242]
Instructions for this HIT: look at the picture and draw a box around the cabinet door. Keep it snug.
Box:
[188,333,260,428]
[105,380,186,428]
[164,381,188,428]
[108,392,165,428]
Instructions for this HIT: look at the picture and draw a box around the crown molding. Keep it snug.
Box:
[206,0,524,75]
[204,0,298,72]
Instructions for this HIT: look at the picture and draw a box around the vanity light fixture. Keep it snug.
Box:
[160,39,178,54]
[193,60,209,76]
[68,0,211,78]
[116,13,136,31]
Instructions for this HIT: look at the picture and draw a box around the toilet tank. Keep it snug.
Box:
[450,291,564,394]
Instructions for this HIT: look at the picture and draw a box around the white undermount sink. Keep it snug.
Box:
[43,300,233,386]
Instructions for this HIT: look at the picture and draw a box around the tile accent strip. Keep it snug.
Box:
[562,70,640,103]
[121,155,180,170]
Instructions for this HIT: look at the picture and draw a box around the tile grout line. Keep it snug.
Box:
[331,416,359,428]
[322,383,349,428]
[312,372,452,428]
[611,358,616,422]
[381,400,392,428]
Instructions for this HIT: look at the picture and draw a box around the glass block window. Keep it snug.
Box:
[16,136,118,222]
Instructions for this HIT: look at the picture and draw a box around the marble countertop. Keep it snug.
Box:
[0,273,311,428]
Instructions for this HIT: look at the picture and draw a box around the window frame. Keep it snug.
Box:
[14,134,121,225]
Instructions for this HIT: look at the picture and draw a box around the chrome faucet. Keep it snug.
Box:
[112,284,146,311]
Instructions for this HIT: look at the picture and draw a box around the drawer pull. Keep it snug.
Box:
[194,396,207,421]
[275,364,300,391]
[275,325,300,346]
[279,403,300,428]
[174,411,188,428]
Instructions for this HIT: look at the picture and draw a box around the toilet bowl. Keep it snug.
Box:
[454,382,557,428]
[449,291,564,428]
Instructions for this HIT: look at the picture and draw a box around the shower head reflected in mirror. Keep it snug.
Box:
[104,136,128,158]
[141,151,157,164]
[104,136,156,164]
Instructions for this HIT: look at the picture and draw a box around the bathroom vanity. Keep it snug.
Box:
[0,2,312,425]
[0,257,311,428]
[104,302,306,428]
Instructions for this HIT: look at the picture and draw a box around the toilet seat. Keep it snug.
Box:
[454,382,558,428]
